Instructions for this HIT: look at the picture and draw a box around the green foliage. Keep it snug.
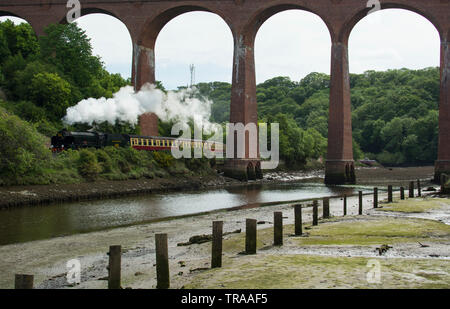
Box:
[96,149,113,173]
[0,21,130,136]
[202,67,439,166]
[152,151,174,168]
[78,149,101,181]
[261,113,327,167]
[0,107,50,184]
[29,72,72,121]
[0,20,39,61]
[39,23,102,91]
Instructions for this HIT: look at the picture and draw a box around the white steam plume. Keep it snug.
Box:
[63,83,219,132]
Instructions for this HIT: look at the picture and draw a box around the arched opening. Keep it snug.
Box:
[154,11,233,90]
[73,13,133,81]
[247,162,256,181]
[255,9,331,83]
[253,9,331,169]
[255,161,263,179]
[348,8,441,168]
[0,14,28,25]
[349,9,440,74]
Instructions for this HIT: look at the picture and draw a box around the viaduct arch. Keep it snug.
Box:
[0,0,448,184]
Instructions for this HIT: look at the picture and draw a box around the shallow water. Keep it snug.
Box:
[0,182,374,245]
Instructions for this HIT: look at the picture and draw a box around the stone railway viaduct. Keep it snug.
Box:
[0,0,449,184]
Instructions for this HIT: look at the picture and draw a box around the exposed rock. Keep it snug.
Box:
[177,229,241,246]
[376,244,393,255]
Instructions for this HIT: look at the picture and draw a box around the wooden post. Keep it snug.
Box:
[417,179,421,197]
[15,274,33,289]
[358,191,363,215]
[374,188,378,208]
[312,200,318,226]
[294,204,302,236]
[323,197,330,219]
[211,221,223,268]
[400,187,405,200]
[108,245,121,289]
[388,185,393,203]
[409,181,414,198]
[155,234,170,289]
[246,219,257,254]
[274,212,283,246]
[343,195,347,216]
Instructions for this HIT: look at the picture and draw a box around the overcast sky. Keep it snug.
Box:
[1,9,441,90]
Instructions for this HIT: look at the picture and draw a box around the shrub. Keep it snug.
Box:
[78,149,101,181]
[96,149,113,173]
[118,159,131,174]
[376,151,406,166]
[0,106,50,184]
[153,151,174,168]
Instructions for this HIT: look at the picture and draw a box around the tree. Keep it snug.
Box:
[29,72,72,121]
[0,27,11,64]
[0,107,50,183]
[0,20,39,60]
[39,23,103,92]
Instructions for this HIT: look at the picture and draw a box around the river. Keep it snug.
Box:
[0,181,376,246]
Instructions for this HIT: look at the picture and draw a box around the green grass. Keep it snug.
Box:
[377,198,448,213]
[191,205,450,289]
[294,217,450,246]
[185,254,450,289]
[221,216,450,250]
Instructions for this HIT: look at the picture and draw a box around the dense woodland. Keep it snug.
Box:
[0,21,441,185]
[196,68,439,167]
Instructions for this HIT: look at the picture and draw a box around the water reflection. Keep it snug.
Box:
[0,182,371,246]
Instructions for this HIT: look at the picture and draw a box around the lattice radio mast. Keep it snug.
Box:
[190,64,196,88]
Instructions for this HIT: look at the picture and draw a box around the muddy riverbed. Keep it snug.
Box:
[0,189,448,289]
[0,165,446,289]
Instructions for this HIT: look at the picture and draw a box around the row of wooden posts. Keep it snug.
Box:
[14,179,426,289]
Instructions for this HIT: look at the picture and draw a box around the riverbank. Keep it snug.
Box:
[0,166,435,209]
[0,188,448,289]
